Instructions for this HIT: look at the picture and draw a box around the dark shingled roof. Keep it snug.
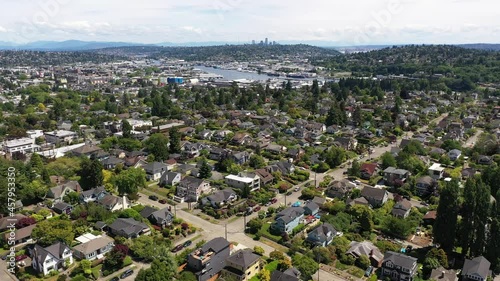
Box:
[202,237,230,254]
[384,251,418,270]
[225,249,260,269]
[462,256,491,280]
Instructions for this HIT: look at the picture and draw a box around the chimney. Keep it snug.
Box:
[122,195,127,211]
[441,271,445,278]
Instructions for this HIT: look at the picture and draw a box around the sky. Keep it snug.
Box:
[0,0,499,45]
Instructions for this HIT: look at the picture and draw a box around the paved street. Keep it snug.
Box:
[464,129,483,148]
[0,258,17,281]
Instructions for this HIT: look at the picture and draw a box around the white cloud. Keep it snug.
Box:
[0,26,7,33]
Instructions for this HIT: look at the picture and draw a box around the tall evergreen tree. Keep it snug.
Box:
[433,179,460,253]
[199,159,212,179]
[486,190,500,273]
[122,119,132,139]
[78,157,104,190]
[168,127,181,154]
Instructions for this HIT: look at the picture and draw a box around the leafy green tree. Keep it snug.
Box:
[433,179,460,253]
[63,191,80,205]
[32,219,74,246]
[122,119,132,138]
[381,152,397,169]
[292,253,318,280]
[115,168,147,195]
[426,248,448,268]
[246,218,263,234]
[270,250,287,261]
[253,246,265,255]
[135,258,177,281]
[382,216,415,239]
[348,160,361,178]
[199,159,212,179]
[145,133,169,161]
[249,154,266,169]
[168,127,181,154]
[356,255,371,269]
[129,235,172,262]
[350,205,374,232]
[178,271,197,281]
[78,157,104,190]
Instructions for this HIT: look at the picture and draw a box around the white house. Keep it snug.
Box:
[2,137,40,154]
[31,242,73,276]
[44,130,78,145]
[72,234,114,261]
[428,163,445,180]
[225,173,260,192]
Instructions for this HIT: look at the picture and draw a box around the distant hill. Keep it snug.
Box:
[0,40,152,51]
[92,44,341,61]
[0,50,124,67]
[457,44,500,51]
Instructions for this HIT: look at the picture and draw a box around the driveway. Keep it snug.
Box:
[0,258,18,281]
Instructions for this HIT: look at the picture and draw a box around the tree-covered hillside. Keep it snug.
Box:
[317,45,500,84]
[94,44,341,61]
[0,50,123,67]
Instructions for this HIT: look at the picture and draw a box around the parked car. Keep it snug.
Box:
[120,269,134,279]
[148,195,158,201]
[292,201,301,207]
[15,255,27,261]
[365,266,374,277]
[294,186,300,192]
[183,240,192,248]
[421,201,429,206]
[159,199,167,204]
[264,201,271,207]
[109,277,119,281]
[171,244,184,253]
[270,198,278,204]
[1,254,7,260]
[254,206,261,212]
[286,191,293,196]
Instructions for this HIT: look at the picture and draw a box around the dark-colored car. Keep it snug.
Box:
[286,191,292,196]
[120,269,134,279]
[254,206,261,212]
[171,244,184,253]
[365,266,374,277]
[109,277,120,281]
[159,199,167,204]
[148,195,158,201]
[270,198,278,204]
[183,240,192,248]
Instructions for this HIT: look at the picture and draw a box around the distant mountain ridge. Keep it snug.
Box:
[0,40,499,51]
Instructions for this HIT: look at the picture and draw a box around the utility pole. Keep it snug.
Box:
[225,224,227,240]
[315,169,317,188]
[174,204,177,217]
[284,193,287,206]
[317,253,320,281]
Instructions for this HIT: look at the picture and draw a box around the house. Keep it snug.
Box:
[383,167,410,186]
[188,237,231,281]
[416,176,436,197]
[201,189,238,208]
[447,149,462,161]
[97,195,130,212]
[303,202,319,216]
[44,130,78,145]
[462,256,491,281]
[462,168,476,179]
[225,173,260,192]
[0,214,26,231]
[208,147,229,161]
[334,137,358,150]
[31,242,73,276]
[52,202,73,215]
[428,163,445,180]
[141,207,174,228]
[80,186,107,203]
[477,155,493,165]
[124,155,147,169]
[270,268,301,281]
[266,161,295,175]
[177,176,211,202]
[361,186,389,207]
[143,162,169,181]
[423,211,437,225]
[287,148,305,161]
[306,223,339,247]
[160,171,182,186]
[46,181,81,202]
[2,137,40,154]
[182,142,202,158]
[108,218,150,238]
[391,199,412,218]
[255,169,274,186]
[430,267,458,281]
[232,133,252,145]
[231,151,250,165]
[265,144,286,155]
[69,144,103,158]
[72,234,114,261]
[2,224,37,245]
[272,207,305,234]
[101,156,125,170]
[381,251,418,281]
[326,180,356,199]
[360,163,378,180]
[311,196,327,207]
[347,241,384,267]
[222,249,262,281]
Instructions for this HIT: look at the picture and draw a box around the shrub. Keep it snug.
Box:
[123,256,133,267]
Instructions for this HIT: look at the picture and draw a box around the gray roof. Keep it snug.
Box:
[73,235,114,255]
[361,186,388,200]
[201,237,230,253]
[108,218,148,237]
[309,223,336,240]
[270,268,301,281]
[33,242,70,267]
[148,207,174,225]
[304,202,319,212]
[276,207,305,224]
[226,249,260,269]
[383,251,417,270]
[207,189,236,203]
[179,176,205,187]
[139,206,158,218]
[384,167,410,175]
[143,161,168,173]
[462,256,491,279]
[430,267,458,281]
[347,241,384,262]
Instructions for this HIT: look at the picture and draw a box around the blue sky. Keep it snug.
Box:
[0,0,499,45]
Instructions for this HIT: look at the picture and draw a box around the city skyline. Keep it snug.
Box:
[0,0,499,45]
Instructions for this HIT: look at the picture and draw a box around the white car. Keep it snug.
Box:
[294,187,300,192]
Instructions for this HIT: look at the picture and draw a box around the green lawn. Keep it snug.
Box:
[258,223,282,242]
[249,260,279,281]
[91,264,103,279]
